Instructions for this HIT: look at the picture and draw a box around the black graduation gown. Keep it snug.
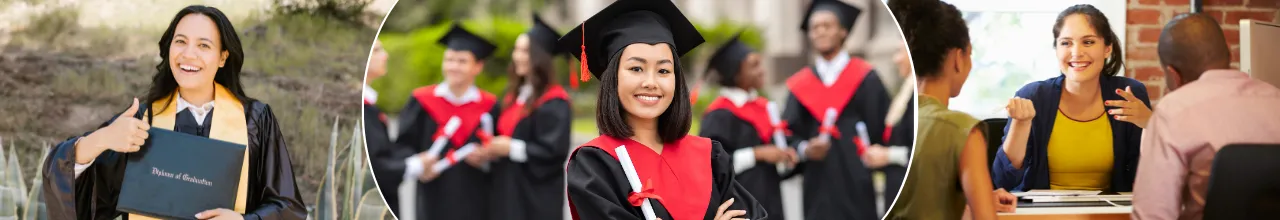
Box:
[698,98,786,219]
[42,102,307,220]
[392,86,500,220]
[365,102,417,215]
[487,86,571,220]
[880,93,914,212]
[782,58,891,220]
[566,135,769,220]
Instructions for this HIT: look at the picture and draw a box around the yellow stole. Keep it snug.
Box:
[130,83,250,219]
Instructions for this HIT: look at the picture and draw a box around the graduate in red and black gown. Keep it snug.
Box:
[362,39,418,216]
[696,33,797,219]
[783,0,893,219]
[559,0,767,219]
[462,14,571,220]
[390,22,501,220]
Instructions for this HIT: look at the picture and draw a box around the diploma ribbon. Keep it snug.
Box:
[627,179,664,207]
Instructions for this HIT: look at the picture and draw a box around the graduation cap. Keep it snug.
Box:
[801,0,862,32]
[528,14,562,55]
[438,22,498,60]
[705,32,755,86]
[558,0,705,84]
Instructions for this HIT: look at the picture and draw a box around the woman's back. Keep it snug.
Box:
[890,95,982,219]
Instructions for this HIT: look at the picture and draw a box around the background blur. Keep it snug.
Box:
[369,0,908,219]
[0,0,396,219]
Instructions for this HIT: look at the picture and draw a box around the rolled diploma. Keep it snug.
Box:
[477,113,494,172]
[426,116,462,157]
[615,145,657,220]
[766,102,791,173]
[431,143,479,173]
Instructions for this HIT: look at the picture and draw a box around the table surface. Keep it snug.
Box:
[997,206,1132,220]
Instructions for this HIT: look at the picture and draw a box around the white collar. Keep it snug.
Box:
[814,53,851,87]
[363,84,378,104]
[434,83,481,106]
[516,83,534,104]
[718,87,757,107]
[175,92,216,126]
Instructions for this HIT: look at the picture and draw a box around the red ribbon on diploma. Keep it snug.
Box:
[477,131,493,148]
[445,149,457,165]
[853,135,868,156]
[627,179,664,207]
[819,125,841,139]
[772,121,793,136]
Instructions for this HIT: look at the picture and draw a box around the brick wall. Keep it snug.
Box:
[1126,0,1279,102]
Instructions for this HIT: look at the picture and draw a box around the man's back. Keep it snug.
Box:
[1133,69,1280,220]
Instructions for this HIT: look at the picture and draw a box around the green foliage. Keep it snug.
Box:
[374,16,570,114]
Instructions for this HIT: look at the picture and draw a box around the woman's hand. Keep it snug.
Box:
[419,153,440,182]
[993,188,1017,213]
[804,137,831,161]
[753,146,795,165]
[1006,97,1035,124]
[195,208,242,220]
[713,198,748,220]
[77,98,150,164]
[861,144,890,169]
[484,136,513,156]
[1105,86,1151,129]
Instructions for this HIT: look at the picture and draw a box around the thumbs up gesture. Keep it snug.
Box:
[77,98,151,164]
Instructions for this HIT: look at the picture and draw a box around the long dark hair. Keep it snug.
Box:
[144,5,252,113]
[1053,4,1124,77]
[595,45,693,143]
[890,0,969,78]
[501,35,555,114]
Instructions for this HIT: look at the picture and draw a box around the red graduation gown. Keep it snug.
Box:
[699,97,789,218]
[566,135,768,220]
[488,85,572,220]
[391,85,500,220]
[782,57,892,220]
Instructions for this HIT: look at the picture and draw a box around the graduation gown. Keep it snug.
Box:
[42,100,307,220]
[364,101,417,215]
[393,85,500,220]
[488,86,572,220]
[880,93,914,213]
[783,57,891,220]
[698,97,787,219]
[566,135,768,220]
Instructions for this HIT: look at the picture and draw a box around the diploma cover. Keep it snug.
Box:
[117,128,246,219]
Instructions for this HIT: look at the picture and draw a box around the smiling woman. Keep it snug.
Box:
[559,1,767,220]
[41,5,306,220]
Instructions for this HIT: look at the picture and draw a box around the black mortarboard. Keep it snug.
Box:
[705,32,755,86]
[557,0,705,82]
[528,14,562,55]
[438,22,498,59]
[801,0,861,32]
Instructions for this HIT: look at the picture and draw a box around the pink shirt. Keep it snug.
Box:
[1132,70,1280,220]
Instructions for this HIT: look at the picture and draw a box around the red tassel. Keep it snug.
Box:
[569,58,579,89]
[579,23,590,83]
[689,81,701,105]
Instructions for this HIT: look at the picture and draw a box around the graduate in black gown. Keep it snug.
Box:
[559,1,767,219]
[783,0,893,219]
[41,5,306,220]
[696,33,797,219]
[877,43,917,217]
[462,14,572,220]
[389,23,501,220]
[363,39,418,216]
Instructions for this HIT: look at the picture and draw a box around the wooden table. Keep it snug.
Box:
[997,206,1131,220]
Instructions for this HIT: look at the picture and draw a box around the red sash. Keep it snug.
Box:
[785,58,872,121]
[704,98,778,144]
[497,85,570,136]
[411,85,498,147]
[568,135,714,220]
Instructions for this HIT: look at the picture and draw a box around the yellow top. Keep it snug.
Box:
[1046,109,1113,191]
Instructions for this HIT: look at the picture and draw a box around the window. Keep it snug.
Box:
[941,0,1126,120]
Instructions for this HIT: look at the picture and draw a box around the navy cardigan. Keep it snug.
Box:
[991,74,1151,192]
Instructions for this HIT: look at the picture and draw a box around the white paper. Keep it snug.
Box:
[615,145,657,220]
[819,108,837,143]
[426,116,463,156]
[1011,190,1103,197]
[766,102,791,174]
[431,143,479,173]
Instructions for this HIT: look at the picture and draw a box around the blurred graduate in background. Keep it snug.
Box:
[389,23,500,220]
[696,32,797,219]
[465,14,572,220]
